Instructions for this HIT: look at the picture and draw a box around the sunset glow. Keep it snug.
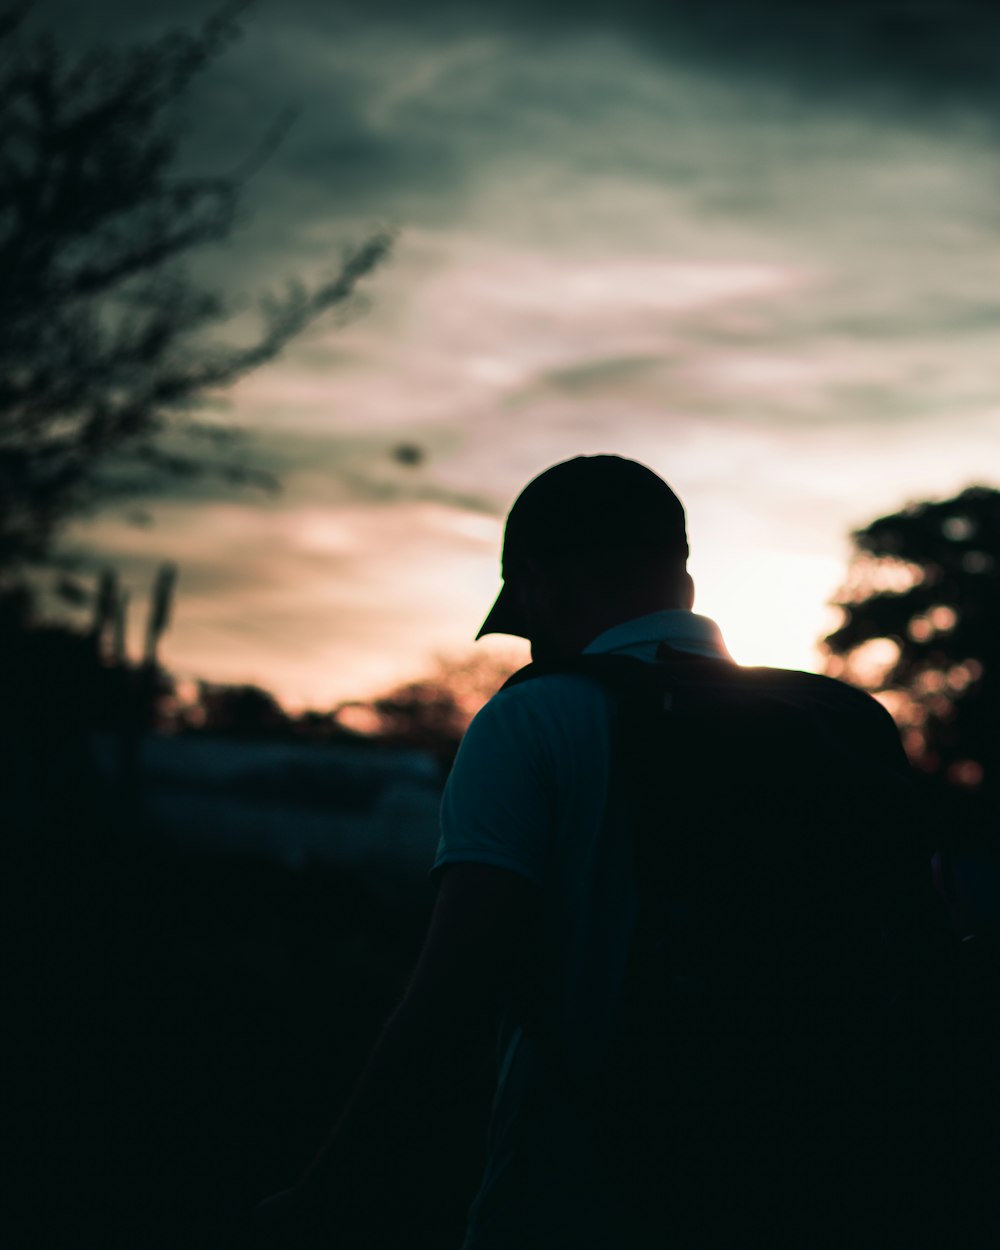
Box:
[51,1,1000,710]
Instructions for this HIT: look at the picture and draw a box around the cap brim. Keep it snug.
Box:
[475,581,528,640]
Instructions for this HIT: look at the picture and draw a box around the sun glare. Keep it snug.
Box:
[690,546,843,673]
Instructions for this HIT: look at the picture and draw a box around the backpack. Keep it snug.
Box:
[502,644,955,1248]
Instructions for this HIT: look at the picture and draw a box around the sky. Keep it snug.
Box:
[41,0,1000,708]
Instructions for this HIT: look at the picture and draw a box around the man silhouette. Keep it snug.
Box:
[430,454,730,1248]
[242,455,944,1249]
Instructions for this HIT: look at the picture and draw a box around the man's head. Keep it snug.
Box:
[477,455,693,661]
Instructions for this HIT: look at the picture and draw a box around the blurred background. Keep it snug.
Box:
[3,1,999,1246]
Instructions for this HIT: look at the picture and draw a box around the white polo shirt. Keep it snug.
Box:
[432,610,733,1249]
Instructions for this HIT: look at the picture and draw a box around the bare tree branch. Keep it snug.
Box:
[0,3,392,570]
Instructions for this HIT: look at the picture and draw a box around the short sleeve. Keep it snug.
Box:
[431,686,556,887]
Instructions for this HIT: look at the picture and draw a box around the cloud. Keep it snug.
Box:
[524,356,666,397]
[88,421,500,543]
[304,0,989,119]
[69,496,516,707]
[33,0,1000,702]
[60,1,1000,114]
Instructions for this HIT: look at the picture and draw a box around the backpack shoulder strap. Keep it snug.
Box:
[499,645,733,701]
[500,650,651,690]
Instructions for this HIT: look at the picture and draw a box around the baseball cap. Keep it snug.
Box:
[476,454,689,639]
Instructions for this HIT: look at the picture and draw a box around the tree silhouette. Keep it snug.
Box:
[335,650,521,765]
[0,2,391,573]
[823,486,1000,800]
[191,679,291,737]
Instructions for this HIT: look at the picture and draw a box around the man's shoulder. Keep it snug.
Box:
[445,670,615,806]
[461,668,617,761]
[483,668,616,722]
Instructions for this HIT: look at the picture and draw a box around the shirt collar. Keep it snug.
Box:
[582,610,733,662]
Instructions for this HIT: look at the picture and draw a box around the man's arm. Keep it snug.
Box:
[288,863,539,1231]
